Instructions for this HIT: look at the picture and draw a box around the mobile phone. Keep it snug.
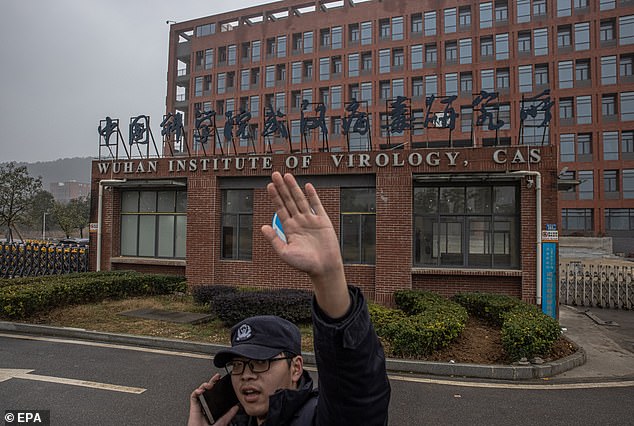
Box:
[198,374,239,425]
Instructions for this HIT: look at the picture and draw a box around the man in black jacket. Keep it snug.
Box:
[188,172,390,426]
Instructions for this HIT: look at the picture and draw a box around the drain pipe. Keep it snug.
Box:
[510,171,542,306]
[97,179,127,271]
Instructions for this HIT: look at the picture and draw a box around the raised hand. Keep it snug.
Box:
[261,172,351,318]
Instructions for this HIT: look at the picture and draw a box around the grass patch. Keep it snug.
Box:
[23,294,315,352]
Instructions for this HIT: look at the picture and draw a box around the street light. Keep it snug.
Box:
[43,212,49,241]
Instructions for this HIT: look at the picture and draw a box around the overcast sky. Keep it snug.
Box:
[0,0,270,163]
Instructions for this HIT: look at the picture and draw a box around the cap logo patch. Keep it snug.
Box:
[235,324,252,342]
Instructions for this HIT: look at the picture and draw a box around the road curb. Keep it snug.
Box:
[0,321,585,380]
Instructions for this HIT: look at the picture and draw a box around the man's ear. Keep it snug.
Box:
[291,355,304,384]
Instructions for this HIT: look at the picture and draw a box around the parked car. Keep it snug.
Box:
[58,238,89,246]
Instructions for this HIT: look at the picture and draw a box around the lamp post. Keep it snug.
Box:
[43,212,49,241]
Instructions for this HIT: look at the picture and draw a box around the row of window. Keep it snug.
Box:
[563,208,634,232]
[195,0,622,48]
[188,51,634,103]
[560,168,634,200]
[561,130,634,163]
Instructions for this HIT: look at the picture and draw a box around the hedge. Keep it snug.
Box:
[452,292,522,326]
[369,290,468,358]
[453,292,562,361]
[0,271,186,320]
[193,285,313,326]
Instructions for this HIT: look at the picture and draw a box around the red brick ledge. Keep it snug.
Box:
[411,268,523,277]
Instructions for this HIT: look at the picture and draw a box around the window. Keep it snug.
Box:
[535,65,548,87]
[320,28,331,48]
[349,23,360,44]
[251,40,261,62]
[601,56,617,85]
[517,0,530,23]
[495,33,508,60]
[601,20,616,42]
[379,81,390,100]
[445,73,458,96]
[600,0,616,11]
[392,17,404,40]
[534,28,548,56]
[424,11,436,36]
[480,2,493,29]
[574,22,590,50]
[444,8,457,33]
[602,94,617,117]
[379,49,390,73]
[623,131,634,154]
[361,21,372,45]
[603,131,619,160]
[304,31,313,53]
[560,134,575,162]
[120,190,186,258]
[605,209,634,231]
[534,0,547,16]
[425,75,438,97]
[495,1,508,22]
[482,69,495,93]
[412,77,424,98]
[225,44,235,66]
[576,96,592,124]
[621,55,634,77]
[481,37,494,58]
[557,0,572,17]
[604,170,619,193]
[561,209,593,232]
[217,73,226,94]
[445,42,458,63]
[412,45,423,69]
[221,190,253,259]
[292,62,302,84]
[461,72,473,93]
[577,133,592,156]
[459,7,471,28]
[392,79,404,98]
[340,188,376,264]
[196,23,216,37]
[575,60,590,82]
[625,169,634,198]
[518,32,531,54]
[392,49,404,69]
[379,19,390,40]
[620,15,634,45]
[332,26,343,49]
[362,52,372,73]
[348,53,359,77]
[578,171,594,200]
[497,68,510,89]
[413,184,519,268]
[558,26,572,48]
[250,95,259,116]
[331,86,342,109]
[560,98,573,120]
[425,44,438,64]
[558,61,574,89]
[319,57,330,81]
[459,39,472,64]
[621,92,634,121]
[277,36,286,58]
[265,66,275,88]
[241,69,250,91]
[412,14,423,33]
[361,82,372,104]
[461,107,473,132]
[519,66,533,93]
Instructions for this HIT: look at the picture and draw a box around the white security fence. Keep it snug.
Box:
[559,262,634,310]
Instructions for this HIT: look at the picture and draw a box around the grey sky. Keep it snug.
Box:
[0,0,269,163]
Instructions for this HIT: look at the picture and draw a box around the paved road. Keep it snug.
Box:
[1,333,633,425]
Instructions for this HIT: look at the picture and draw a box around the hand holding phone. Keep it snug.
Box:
[197,374,239,425]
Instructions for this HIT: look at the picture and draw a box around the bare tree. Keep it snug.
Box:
[0,162,42,242]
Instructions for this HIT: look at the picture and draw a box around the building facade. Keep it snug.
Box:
[91,0,576,307]
[50,181,90,203]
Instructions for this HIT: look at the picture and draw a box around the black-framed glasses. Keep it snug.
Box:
[224,356,294,375]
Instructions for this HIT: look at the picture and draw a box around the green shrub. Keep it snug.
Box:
[501,304,561,361]
[0,271,186,320]
[452,292,521,326]
[209,288,313,326]
[368,290,468,358]
[192,284,238,306]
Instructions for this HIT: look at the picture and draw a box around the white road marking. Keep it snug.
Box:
[388,374,634,390]
[3,333,634,390]
[0,332,213,360]
[0,368,145,394]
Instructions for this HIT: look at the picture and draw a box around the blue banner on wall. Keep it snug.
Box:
[541,242,557,319]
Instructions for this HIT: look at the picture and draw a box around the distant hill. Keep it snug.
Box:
[3,157,93,190]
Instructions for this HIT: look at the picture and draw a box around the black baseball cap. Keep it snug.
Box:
[213,315,302,368]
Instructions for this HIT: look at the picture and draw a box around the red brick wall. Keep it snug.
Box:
[90,146,558,305]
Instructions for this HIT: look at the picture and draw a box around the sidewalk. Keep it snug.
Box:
[555,305,634,380]
[1,305,633,382]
